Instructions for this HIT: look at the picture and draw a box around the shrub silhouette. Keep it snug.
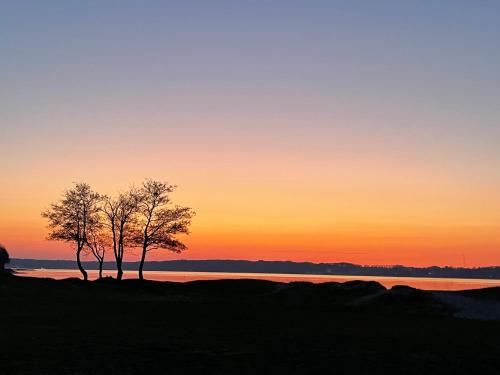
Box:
[0,244,10,273]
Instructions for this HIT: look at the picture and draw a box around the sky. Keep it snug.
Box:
[1,1,500,266]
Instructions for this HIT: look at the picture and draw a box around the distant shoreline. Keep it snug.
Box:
[9,258,500,280]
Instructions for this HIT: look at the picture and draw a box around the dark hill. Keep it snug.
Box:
[2,274,500,374]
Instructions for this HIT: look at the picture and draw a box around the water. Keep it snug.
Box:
[14,268,500,291]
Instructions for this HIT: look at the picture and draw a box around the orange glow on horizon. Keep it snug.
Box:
[1,122,499,268]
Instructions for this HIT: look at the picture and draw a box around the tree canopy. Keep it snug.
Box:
[42,179,194,280]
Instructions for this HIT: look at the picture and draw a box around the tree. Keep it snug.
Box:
[42,183,101,281]
[0,244,10,273]
[102,188,141,280]
[85,224,108,279]
[134,179,194,280]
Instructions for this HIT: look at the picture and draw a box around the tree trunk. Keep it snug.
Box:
[139,245,147,281]
[76,248,88,281]
[98,260,103,279]
[116,258,123,280]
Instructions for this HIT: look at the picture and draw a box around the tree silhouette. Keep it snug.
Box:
[41,179,194,280]
[42,183,101,281]
[102,188,141,280]
[0,244,10,273]
[134,179,194,280]
[85,224,108,279]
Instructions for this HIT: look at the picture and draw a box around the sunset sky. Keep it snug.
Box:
[1,1,500,266]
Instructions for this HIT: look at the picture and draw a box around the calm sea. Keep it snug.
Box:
[15,268,500,291]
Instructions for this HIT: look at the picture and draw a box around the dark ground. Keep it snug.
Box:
[1,274,500,375]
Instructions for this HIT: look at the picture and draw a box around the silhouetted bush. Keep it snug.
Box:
[0,243,10,272]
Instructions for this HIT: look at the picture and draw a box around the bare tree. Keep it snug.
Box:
[134,179,194,280]
[42,183,101,281]
[102,188,141,280]
[85,223,108,279]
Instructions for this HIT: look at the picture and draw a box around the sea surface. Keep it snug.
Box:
[15,268,500,291]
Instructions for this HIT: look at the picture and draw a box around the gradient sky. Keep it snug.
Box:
[1,1,500,266]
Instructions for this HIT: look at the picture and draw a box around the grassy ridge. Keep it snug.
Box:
[1,275,500,374]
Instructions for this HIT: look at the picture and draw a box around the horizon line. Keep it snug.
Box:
[9,257,500,270]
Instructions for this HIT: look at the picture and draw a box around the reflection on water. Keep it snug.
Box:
[15,268,500,291]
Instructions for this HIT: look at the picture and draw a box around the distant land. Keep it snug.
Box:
[9,258,500,280]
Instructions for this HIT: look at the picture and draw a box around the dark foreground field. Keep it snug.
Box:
[1,274,500,374]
